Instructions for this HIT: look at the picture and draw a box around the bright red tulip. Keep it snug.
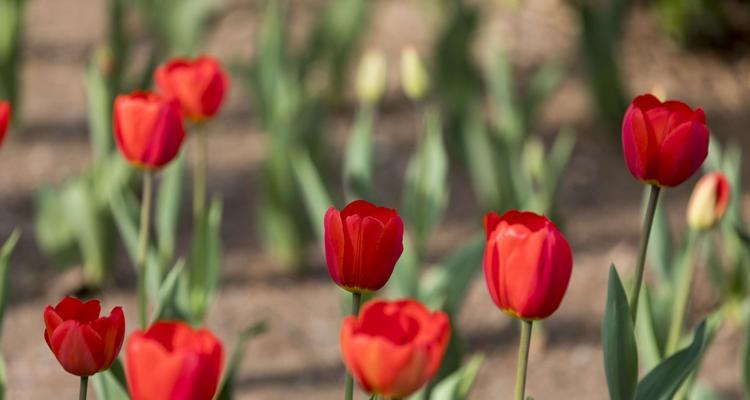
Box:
[340,299,450,398]
[0,101,10,146]
[483,210,573,320]
[43,296,125,377]
[622,94,709,187]
[126,321,224,400]
[687,172,731,230]
[155,56,229,122]
[324,200,404,293]
[113,91,186,169]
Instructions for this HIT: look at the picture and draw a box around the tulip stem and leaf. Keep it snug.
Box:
[193,124,207,222]
[629,185,661,323]
[345,292,362,400]
[665,229,699,355]
[79,376,88,400]
[137,171,154,329]
[514,320,533,400]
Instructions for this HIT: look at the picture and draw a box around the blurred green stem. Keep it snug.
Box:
[665,230,700,355]
[79,376,88,400]
[193,125,207,222]
[629,185,661,323]
[137,172,153,329]
[514,320,533,400]
[345,292,362,400]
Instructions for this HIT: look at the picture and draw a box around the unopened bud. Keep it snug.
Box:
[400,47,429,101]
[356,49,387,105]
[687,172,731,230]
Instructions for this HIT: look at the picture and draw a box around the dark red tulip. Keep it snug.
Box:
[622,94,709,187]
[483,210,573,320]
[125,321,224,400]
[0,101,9,146]
[155,56,229,122]
[43,296,125,377]
[324,200,404,293]
[340,299,450,398]
[113,91,186,169]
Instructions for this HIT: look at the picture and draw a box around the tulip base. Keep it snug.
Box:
[514,320,533,400]
[79,376,88,400]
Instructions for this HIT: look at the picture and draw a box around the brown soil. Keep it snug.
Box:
[2,0,750,399]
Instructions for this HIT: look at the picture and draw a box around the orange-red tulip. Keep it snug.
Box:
[43,297,125,377]
[155,56,229,122]
[0,101,9,146]
[340,299,450,398]
[324,200,404,293]
[113,91,186,169]
[687,172,731,230]
[125,321,223,400]
[483,210,573,320]
[622,94,709,187]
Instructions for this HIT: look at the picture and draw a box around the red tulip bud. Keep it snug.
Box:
[113,91,186,169]
[125,321,224,400]
[340,299,450,398]
[0,101,10,146]
[155,56,229,122]
[622,94,709,187]
[483,210,573,320]
[43,297,125,377]
[324,200,404,293]
[687,172,731,230]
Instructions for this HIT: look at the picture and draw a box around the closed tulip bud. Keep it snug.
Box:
[43,297,125,377]
[155,56,229,122]
[356,49,387,105]
[0,101,9,146]
[340,299,450,398]
[113,91,186,169]
[400,47,429,101]
[126,321,224,400]
[324,200,404,293]
[484,210,573,320]
[622,94,709,187]
[687,172,731,230]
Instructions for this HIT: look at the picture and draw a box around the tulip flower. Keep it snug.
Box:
[155,56,229,122]
[483,210,572,400]
[621,94,709,324]
[340,299,450,399]
[0,101,9,146]
[686,172,731,231]
[126,321,224,400]
[44,297,125,399]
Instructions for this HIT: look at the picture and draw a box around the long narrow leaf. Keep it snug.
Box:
[602,265,638,400]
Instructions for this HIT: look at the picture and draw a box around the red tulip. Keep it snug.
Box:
[340,299,450,398]
[0,101,9,146]
[113,91,186,169]
[622,94,709,187]
[125,321,224,400]
[687,172,731,230]
[483,210,573,320]
[43,297,125,377]
[324,200,404,293]
[155,56,229,122]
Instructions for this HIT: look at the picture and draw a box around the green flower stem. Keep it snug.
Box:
[665,230,700,355]
[345,292,362,400]
[514,320,533,400]
[193,125,207,222]
[629,185,661,323]
[79,376,88,400]
[137,171,154,329]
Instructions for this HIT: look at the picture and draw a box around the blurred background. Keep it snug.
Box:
[1,0,750,398]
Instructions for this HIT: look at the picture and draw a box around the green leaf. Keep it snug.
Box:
[522,62,562,128]
[156,152,184,264]
[634,320,707,400]
[635,284,663,371]
[0,354,6,400]
[34,186,77,264]
[290,149,333,243]
[85,55,114,161]
[92,359,130,400]
[386,235,420,299]
[215,321,269,400]
[742,314,750,398]
[343,107,375,201]
[602,265,638,400]
[647,186,673,283]
[488,48,523,141]
[429,354,484,400]
[150,259,186,323]
[463,110,500,209]
[545,127,576,198]
[189,198,222,322]
[0,230,19,332]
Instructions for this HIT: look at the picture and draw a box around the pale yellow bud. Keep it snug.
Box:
[356,50,387,105]
[686,172,731,231]
[400,47,430,101]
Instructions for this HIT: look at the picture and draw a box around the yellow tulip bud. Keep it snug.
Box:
[400,47,429,101]
[686,172,731,230]
[356,49,387,105]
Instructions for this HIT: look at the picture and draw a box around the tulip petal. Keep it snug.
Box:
[49,320,105,376]
[324,208,346,286]
[655,120,709,187]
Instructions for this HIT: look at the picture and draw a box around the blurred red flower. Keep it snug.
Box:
[622,93,709,187]
[125,321,224,400]
[340,299,450,398]
[483,210,573,320]
[324,200,404,293]
[155,56,229,122]
[113,91,186,169]
[43,296,125,377]
[0,101,10,146]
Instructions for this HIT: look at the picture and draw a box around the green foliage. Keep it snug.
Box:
[0,231,19,333]
[602,265,638,400]
[343,107,375,201]
[91,359,130,400]
[424,354,483,400]
[189,198,223,321]
[215,321,269,400]
[0,0,24,122]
